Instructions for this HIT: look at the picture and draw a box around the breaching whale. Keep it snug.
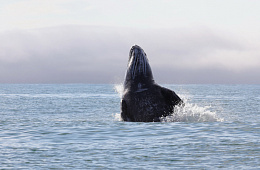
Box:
[121,45,183,122]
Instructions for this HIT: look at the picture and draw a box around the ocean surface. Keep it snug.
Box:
[0,84,259,169]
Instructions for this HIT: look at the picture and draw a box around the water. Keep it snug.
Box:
[0,84,259,169]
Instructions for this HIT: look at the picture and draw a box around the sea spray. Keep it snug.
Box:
[113,113,123,121]
[160,98,224,122]
[114,83,124,98]
[113,84,124,121]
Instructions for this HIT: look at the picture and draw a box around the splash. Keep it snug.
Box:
[113,113,123,121]
[114,83,124,98]
[113,84,223,122]
[160,98,224,123]
[113,84,124,121]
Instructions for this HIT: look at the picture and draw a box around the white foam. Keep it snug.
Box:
[160,98,224,123]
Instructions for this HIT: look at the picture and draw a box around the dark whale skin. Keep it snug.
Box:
[121,45,183,122]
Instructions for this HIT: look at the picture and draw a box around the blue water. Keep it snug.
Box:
[0,84,259,169]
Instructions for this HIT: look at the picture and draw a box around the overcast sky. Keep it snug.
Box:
[0,0,260,84]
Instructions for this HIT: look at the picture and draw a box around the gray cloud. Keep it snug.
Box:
[0,25,259,84]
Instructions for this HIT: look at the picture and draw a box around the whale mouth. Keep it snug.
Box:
[128,45,149,79]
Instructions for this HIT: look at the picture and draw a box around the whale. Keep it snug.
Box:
[121,45,183,122]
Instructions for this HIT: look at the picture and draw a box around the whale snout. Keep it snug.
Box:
[129,45,146,61]
[126,45,153,80]
[129,45,148,66]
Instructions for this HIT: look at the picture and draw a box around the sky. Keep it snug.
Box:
[0,0,260,84]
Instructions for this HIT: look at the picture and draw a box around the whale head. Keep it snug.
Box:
[124,45,154,88]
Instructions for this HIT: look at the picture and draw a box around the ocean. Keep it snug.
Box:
[0,84,259,169]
